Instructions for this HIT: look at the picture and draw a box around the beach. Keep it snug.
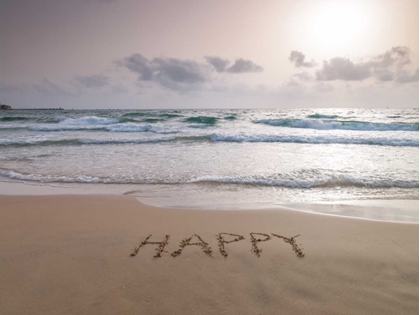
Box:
[1,0,419,313]
[0,109,418,313]
[0,193,418,315]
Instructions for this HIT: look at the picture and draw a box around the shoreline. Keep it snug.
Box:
[0,180,418,223]
[0,194,418,315]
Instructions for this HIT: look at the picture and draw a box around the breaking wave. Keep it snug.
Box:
[253,119,419,131]
[104,123,179,134]
[122,112,182,119]
[0,133,417,147]
[307,113,339,119]
[28,122,180,133]
[58,116,119,125]
[0,137,178,147]
[188,172,419,188]
[0,168,417,188]
[210,133,418,147]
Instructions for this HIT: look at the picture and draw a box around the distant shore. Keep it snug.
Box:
[8,108,64,110]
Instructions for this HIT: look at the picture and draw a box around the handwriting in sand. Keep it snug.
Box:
[130,233,305,258]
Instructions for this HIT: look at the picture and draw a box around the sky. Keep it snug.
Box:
[0,0,418,109]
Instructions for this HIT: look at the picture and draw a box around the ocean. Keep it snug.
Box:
[0,108,418,218]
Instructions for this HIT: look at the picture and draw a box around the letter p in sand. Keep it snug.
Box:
[217,233,245,257]
[250,233,271,257]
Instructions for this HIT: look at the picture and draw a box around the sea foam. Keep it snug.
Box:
[58,116,119,125]
[253,119,419,131]
[0,168,417,188]
[210,133,419,147]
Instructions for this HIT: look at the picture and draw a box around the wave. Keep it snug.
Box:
[0,116,30,121]
[5,114,418,136]
[210,133,419,147]
[307,113,339,119]
[188,172,419,188]
[121,112,152,118]
[0,124,27,130]
[137,118,163,123]
[187,124,209,129]
[58,116,119,125]
[122,112,182,119]
[28,125,104,131]
[0,116,59,123]
[120,117,175,123]
[184,116,218,125]
[104,123,179,134]
[0,137,178,147]
[253,119,419,131]
[0,169,105,184]
[157,113,182,119]
[28,122,180,134]
[0,168,417,188]
[1,132,418,147]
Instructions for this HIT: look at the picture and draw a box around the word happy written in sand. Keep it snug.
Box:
[130,233,305,258]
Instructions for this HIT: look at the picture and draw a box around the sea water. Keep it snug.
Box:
[0,108,418,219]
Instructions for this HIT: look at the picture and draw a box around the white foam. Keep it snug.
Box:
[58,116,118,125]
[187,124,209,129]
[0,124,27,130]
[188,173,419,188]
[105,123,179,134]
[210,133,419,147]
[78,137,176,144]
[28,125,103,131]
[253,119,419,131]
[0,168,417,188]
[0,169,103,183]
[0,136,177,146]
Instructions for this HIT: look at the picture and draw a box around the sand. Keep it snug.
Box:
[0,194,418,315]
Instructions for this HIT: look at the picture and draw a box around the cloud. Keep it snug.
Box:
[371,46,410,68]
[117,54,154,81]
[315,46,415,83]
[292,72,313,82]
[396,68,419,83]
[205,56,263,73]
[76,74,109,88]
[117,54,210,92]
[315,57,371,81]
[226,58,263,73]
[117,54,263,91]
[152,57,208,84]
[289,51,317,68]
[205,56,230,72]
[373,68,394,82]
[283,79,301,88]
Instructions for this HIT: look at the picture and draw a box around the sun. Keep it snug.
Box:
[307,2,368,53]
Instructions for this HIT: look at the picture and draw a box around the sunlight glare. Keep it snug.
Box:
[309,2,367,52]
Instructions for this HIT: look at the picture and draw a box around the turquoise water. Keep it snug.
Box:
[0,108,418,209]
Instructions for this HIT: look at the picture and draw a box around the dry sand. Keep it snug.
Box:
[0,194,418,315]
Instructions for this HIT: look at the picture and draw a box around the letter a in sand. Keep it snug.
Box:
[171,234,213,257]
